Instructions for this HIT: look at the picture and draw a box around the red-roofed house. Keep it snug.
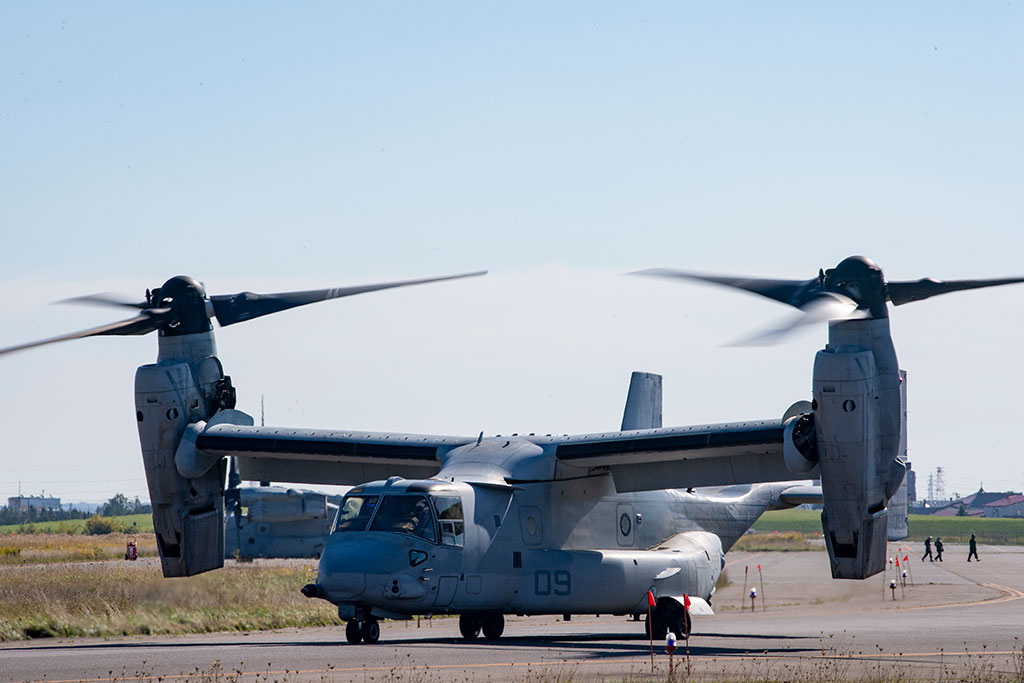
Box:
[983,494,1024,518]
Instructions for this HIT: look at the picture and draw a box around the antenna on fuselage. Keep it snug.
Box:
[476,431,483,446]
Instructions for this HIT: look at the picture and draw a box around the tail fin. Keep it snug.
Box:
[621,371,663,431]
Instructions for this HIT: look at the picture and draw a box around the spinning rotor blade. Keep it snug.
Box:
[57,293,149,309]
[633,268,838,344]
[729,293,867,346]
[209,271,487,326]
[0,310,171,356]
[886,276,1024,306]
[631,268,824,309]
[0,270,486,357]
[635,256,1024,343]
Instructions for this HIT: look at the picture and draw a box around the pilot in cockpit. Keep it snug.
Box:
[398,497,434,538]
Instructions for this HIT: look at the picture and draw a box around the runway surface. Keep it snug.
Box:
[3,544,1023,682]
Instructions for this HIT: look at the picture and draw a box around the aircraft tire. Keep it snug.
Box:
[458,614,482,639]
[481,613,504,639]
[345,620,362,645]
[645,611,667,640]
[361,618,380,644]
[667,607,692,641]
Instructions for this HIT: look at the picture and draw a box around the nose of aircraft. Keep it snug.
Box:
[316,537,394,601]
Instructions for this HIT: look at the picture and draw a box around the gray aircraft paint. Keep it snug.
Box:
[137,302,871,629]
[10,260,1018,642]
[620,371,662,431]
[135,329,229,577]
[316,473,782,622]
[887,369,909,541]
[227,372,666,562]
[813,317,903,578]
[225,486,342,559]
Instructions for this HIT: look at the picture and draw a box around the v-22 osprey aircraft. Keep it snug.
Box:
[4,257,1022,645]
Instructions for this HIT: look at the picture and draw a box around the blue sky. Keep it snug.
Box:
[1,3,1022,502]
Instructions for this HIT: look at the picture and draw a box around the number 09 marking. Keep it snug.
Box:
[534,569,571,596]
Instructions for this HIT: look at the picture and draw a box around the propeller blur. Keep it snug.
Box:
[634,255,1024,344]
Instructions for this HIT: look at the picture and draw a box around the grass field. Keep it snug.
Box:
[0,520,342,641]
[729,532,823,552]
[0,532,159,565]
[0,558,340,641]
[0,513,154,535]
[731,530,823,552]
[752,509,1024,545]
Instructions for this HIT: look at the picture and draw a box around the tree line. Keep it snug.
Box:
[1,493,151,525]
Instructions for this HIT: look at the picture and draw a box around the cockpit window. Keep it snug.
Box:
[433,495,465,546]
[333,495,379,533]
[368,495,437,543]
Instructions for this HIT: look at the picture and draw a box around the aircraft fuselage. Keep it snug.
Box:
[313,472,784,623]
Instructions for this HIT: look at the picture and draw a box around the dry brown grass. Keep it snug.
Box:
[0,536,339,641]
[732,531,824,552]
[0,532,159,564]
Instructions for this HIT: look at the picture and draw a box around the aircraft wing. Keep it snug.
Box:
[549,420,794,492]
[195,424,474,485]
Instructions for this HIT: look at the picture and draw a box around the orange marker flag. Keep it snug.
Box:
[895,556,900,567]
[647,590,656,607]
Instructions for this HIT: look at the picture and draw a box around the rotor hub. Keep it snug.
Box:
[822,256,888,318]
[153,276,213,336]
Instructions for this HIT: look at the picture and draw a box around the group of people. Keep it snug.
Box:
[921,533,980,562]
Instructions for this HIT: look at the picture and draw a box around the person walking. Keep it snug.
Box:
[922,535,934,561]
[968,532,980,562]
[935,536,944,562]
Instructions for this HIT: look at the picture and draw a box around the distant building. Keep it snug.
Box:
[983,494,1024,518]
[61,501,102,513]
[953,488,1009,513]
[910,487,1022,516]
[7,494,61,511]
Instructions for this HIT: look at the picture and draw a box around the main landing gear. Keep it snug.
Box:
[459,613,505,640]
[345,617,380,644]
[645,603,691,641]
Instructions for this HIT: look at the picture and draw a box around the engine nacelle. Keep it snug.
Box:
[812,318,905,579]
[782,401,819,476]
[136,331,234,577]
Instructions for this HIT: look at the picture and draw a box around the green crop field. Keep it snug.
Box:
[0,513,154,536]
[752,509,1024,545]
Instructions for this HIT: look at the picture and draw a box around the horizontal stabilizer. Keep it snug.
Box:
[776,484,822,507]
